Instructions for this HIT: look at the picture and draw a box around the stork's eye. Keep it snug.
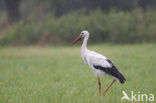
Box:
[81,33,84,34]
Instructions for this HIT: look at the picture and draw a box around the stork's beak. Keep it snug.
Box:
[71,35,82,45]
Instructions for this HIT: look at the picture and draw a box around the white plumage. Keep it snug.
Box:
[82,49,111,76]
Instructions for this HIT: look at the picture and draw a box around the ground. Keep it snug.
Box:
[0,44,155,103]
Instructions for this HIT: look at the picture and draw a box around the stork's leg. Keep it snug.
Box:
[98,77,101,95]
[103,79,116,96]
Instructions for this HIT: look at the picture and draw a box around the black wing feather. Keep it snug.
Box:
[93,59,126,84]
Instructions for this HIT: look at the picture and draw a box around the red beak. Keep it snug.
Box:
[71,35,82,45]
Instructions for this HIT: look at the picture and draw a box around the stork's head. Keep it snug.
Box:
[80,30,89,38]
[72,30,89,45]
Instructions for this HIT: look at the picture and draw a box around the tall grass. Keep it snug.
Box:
[0,9,156,46]
[0,44,155,103]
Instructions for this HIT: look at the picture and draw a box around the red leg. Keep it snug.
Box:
[103,79,116,96]
[98,77,101,95]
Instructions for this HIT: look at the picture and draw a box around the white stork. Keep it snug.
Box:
[72,30,126,96]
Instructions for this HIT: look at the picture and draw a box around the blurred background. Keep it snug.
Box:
[0,0,156,46]
[0,1,156,103]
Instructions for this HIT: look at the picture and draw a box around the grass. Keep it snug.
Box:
[0,43,155,103]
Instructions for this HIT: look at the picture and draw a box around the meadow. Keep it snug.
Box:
[0,44,155,103]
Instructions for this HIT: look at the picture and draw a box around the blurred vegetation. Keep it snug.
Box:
[0,9,156,46]
[0,0,156,46]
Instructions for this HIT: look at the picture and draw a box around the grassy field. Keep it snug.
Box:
[0,44,155,103]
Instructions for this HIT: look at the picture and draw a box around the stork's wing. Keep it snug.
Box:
[86,50,113,68]
[87,53,126,84]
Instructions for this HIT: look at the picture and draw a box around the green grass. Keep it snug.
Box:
[0,44,156,103]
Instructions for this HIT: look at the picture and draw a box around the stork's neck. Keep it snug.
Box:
[81,36,89,51]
